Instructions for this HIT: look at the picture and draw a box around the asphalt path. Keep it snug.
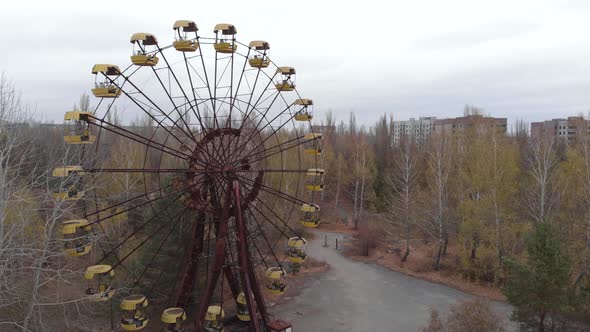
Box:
[274,230,515,332]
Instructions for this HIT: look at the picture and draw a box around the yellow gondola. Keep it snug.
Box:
[294,99,314,121]
[120,294,149,331]
[204,305,224,331]
[64,111,96,144]
[161,307,186,332]
[61,219,92,257]
[213,23,237,53]
[248,40,270,68]
[275,67,296,91]
[173,20,199,52]
[236,291,250,321]
[91,64,122,98]
[85,264,115,302]
[300,203,321,228]
[266,267,287,295]
[53,185,85,201]
[287,237,307,264]
[303,133,323,155]
[305,168,325,192]
[52,166,85,177]
[130,33,159,66]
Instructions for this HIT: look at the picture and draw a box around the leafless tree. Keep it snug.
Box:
[423,134,452,271]
[385,135,420,262]
[523,137,560,224]
[0,76,103,331]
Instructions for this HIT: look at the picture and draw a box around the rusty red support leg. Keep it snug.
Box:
[194,182,233,332]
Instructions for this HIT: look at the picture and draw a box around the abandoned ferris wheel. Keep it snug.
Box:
[53,21,325,331]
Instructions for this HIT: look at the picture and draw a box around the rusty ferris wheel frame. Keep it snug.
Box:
[58,21,323,331]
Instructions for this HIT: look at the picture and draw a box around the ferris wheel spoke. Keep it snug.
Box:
[240,71,278,125]
[148,65,198,143]
[228,48,251,127]
[91,178,209,228]
[196,43,216,119]
[181,51,208,134]
[235,173,306,206]
[154,47,203,142]
[85,168,201,173]
[230,102,294,160]
[236,168,308,174]
[131,207,186,289]
[96,192,187,266]
[243,195,299,245]
[240,135,309,166]
[87,116,193,162]
[111,204,189,272]
[243,205,281,267]
[86,181,177,218]
[105,74,195,146]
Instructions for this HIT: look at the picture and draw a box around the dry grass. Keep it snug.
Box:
[420,298,507,332]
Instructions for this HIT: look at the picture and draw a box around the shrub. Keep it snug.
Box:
[421,298,506,332]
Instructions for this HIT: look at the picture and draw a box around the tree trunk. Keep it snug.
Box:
[402,231,410,262]
[434,239,444,271]
[334,157,341,211]
[538,311,545,332]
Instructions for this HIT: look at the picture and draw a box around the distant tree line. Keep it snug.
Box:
[318,107,590,331]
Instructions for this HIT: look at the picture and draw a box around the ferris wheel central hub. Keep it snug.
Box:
[184,128,264,214]
[221,164,235,174]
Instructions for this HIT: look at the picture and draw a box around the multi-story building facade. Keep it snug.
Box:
[392,117,436,145]
[392,115,507,145]
[530,116,590,143]
[433,115,507,136]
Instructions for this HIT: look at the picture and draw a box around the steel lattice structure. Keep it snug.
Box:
[54,22,324,332]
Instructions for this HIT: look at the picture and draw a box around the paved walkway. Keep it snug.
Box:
[275,230,514,332]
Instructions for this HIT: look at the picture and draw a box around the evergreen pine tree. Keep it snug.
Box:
[502,222,571,331]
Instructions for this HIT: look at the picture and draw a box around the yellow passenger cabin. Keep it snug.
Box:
[213,23,237,53]
[53,186,85,201]
[294,99,314,121]
[303,133,323,155]
[52,166,84,177]
[305,168,325,192]
[64,110,96,144]
[266,267,287,295]
[236,291,250,321]
[64,130,95,144]
[204,305,224,331]
[61,219,92,257]
[161,307,186,332]
[85,264,115,302]
[173,20,199,52]
[248,40,270,68]
[287,237,307,264]
[130,33,159,66]
[91,64,122,98]
[120,294,149,331]
[275,67,296,91]
[300,203,321,228]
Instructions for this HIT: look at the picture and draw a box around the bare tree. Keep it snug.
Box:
[523,137,561,224]
[386,135,420,262]
[424,134,452,270]
[0,76,103,330]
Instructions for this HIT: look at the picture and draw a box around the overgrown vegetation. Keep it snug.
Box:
[319,106,590,327]
[420,298,506,332]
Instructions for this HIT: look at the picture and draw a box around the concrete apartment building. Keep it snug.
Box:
[392,115,508,145]
[530,116,590,143]
[392,117,436,145]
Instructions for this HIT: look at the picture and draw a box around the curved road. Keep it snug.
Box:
[274,230,514,332]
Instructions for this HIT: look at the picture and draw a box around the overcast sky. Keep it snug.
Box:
[2,0,590,127]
